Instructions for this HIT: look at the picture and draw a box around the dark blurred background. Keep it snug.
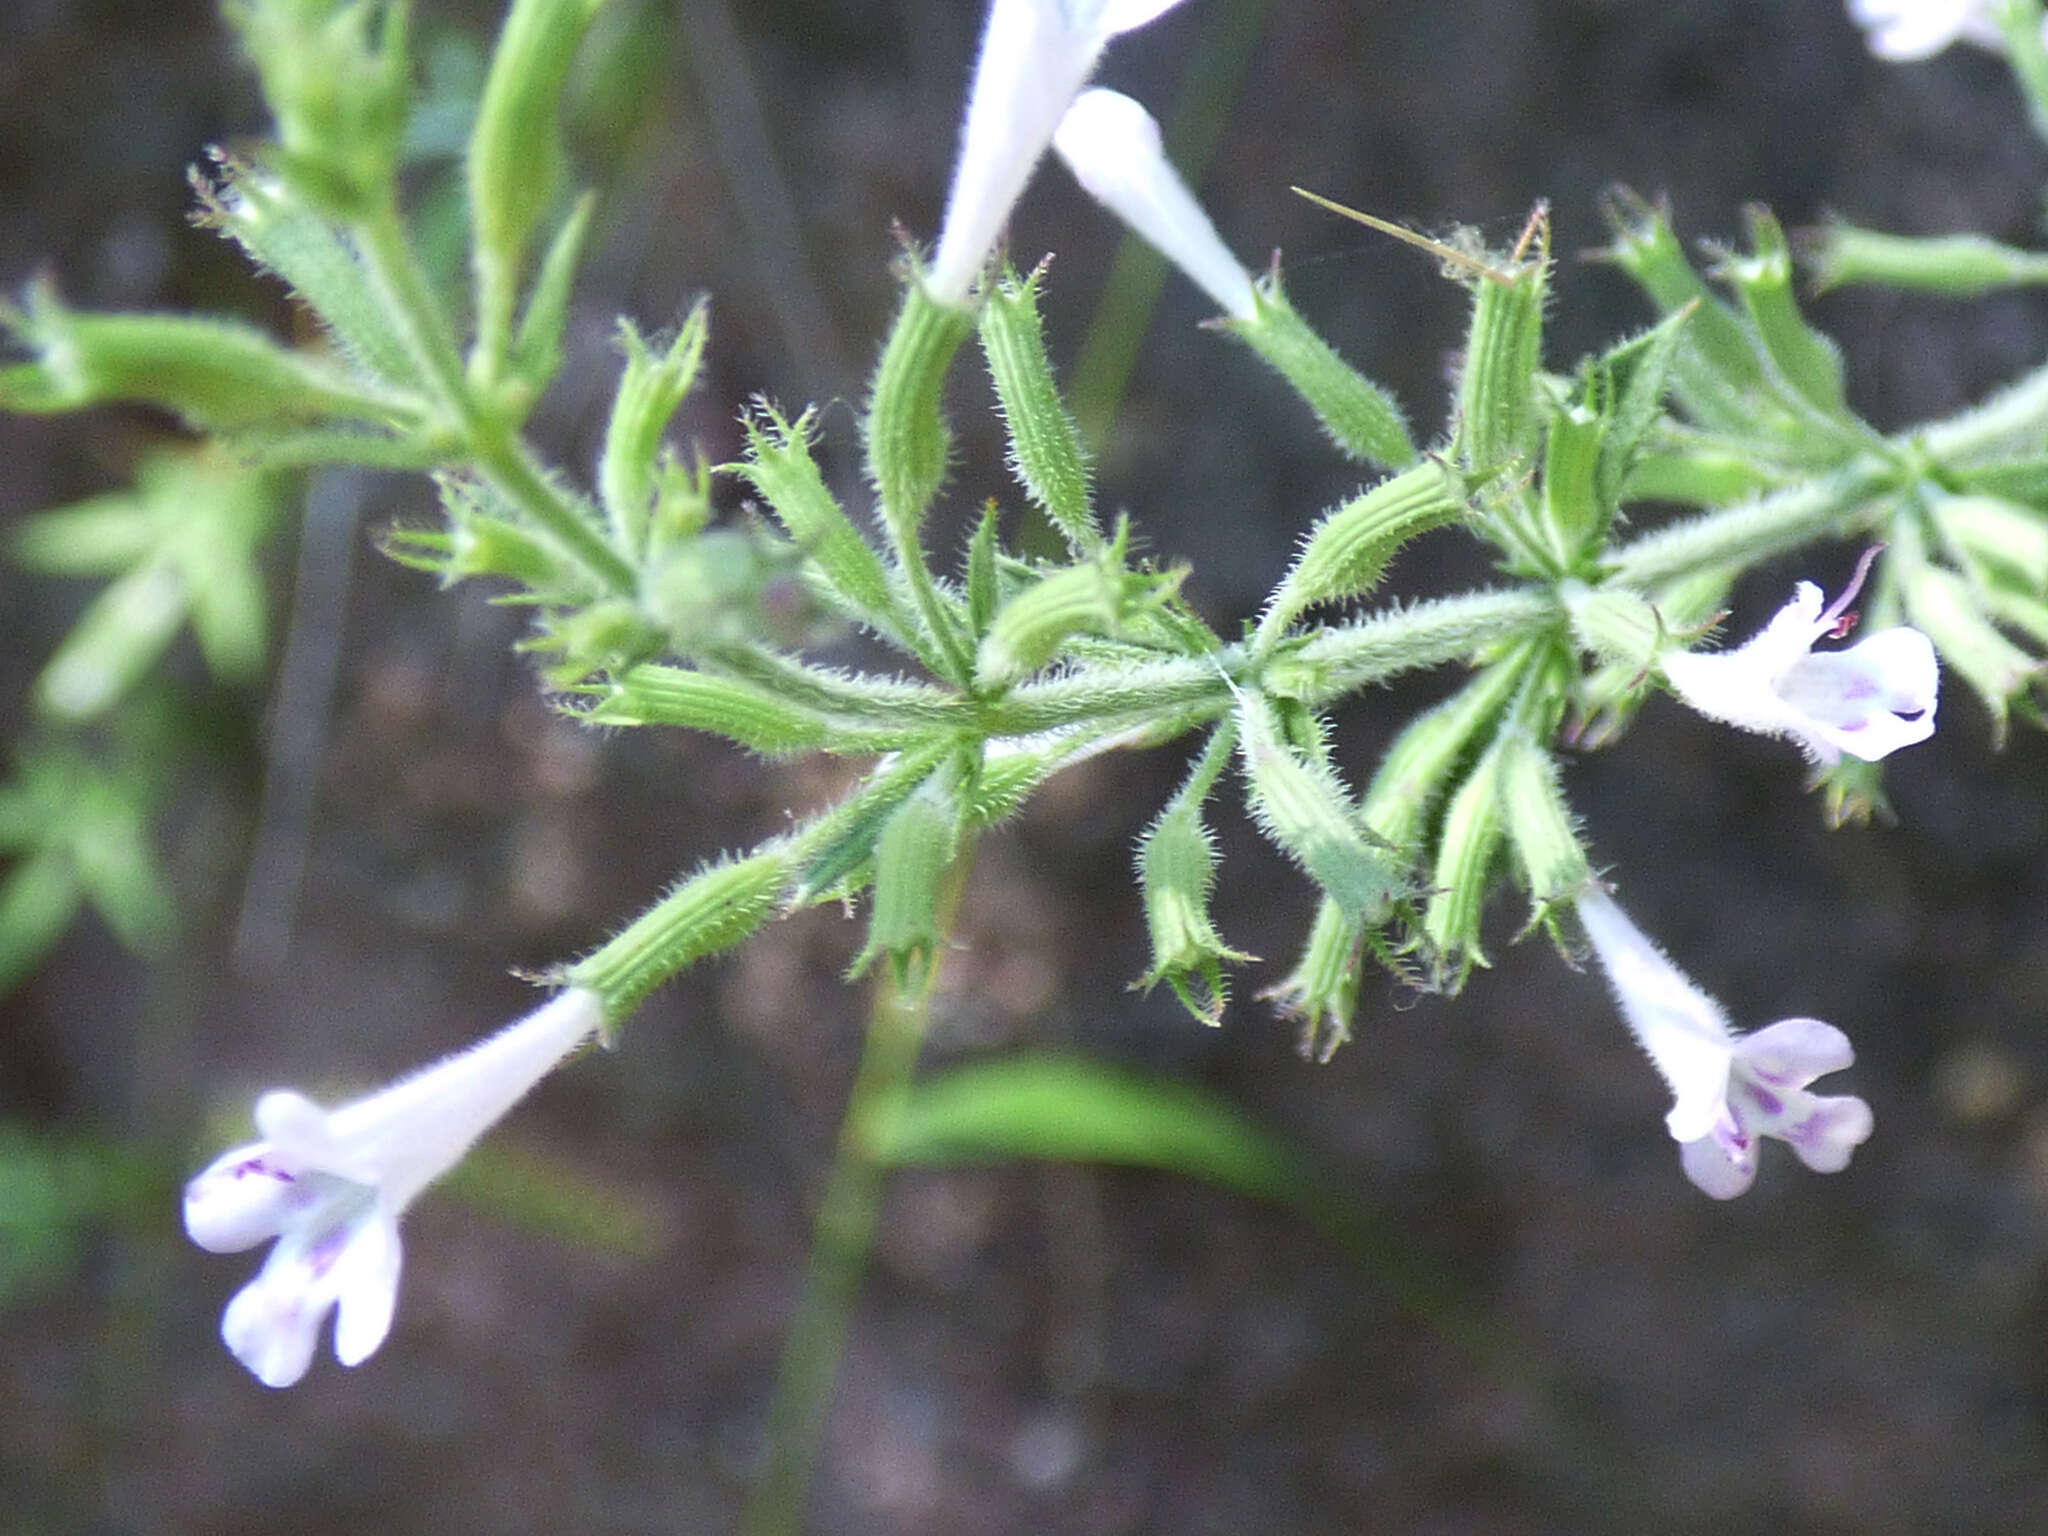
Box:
[5,0,2048,1530]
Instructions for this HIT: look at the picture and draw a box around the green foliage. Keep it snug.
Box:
[14,450,282,720]
[0,743,175,996]
[221,0,411,215]
[17,9,2048,1525]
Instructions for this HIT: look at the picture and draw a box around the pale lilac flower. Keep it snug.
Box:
[1660,553,1938,765]
[925,0,1192,306]
[1053,88,1257,320]
[1847,0,2008,60]
[184,987,603,1387]
[1577,886,1874,1199]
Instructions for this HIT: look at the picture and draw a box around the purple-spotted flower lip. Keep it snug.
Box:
[924,0,1194,306]
[1660,549,1940,766]
[1576,886,1874,1199]
[183,988,602,1387]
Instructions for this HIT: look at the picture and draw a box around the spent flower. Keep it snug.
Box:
[183,987,603,1387]
[1660,553,1939,765]
[925,0,1191,305]
[1576,885,1874,1198]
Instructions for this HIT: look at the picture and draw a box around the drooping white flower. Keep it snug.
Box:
[1577,886,1874,1199]
[1660,555,1939,765]
[1053,87,1257,320]
[1846,0,2007,60]
[184,987,603,1387]
[925,0,1193,306]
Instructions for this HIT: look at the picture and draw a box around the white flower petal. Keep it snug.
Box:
[927,0,1103,305]
[1680,1128,1758,1200]
[329,987,601,1209]
[1576,887,1736,1142]
[221,1251,327,1389]
[926,0,1193,305]
[183,1142,311,1253]
[1661,574,1939,766]
[331,1215,404,1368]
[1578,889,1873,1198]
[1775,627,1939,761]
[254,1089,345,1165]
[1848,0,1979,59]
[1093,0,1191,35]
[1736,1016,1857,1082]
[1054,89,1258,319]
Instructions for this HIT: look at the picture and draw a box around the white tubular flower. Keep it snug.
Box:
[1660,555,1938,765]
[184,987,603,1388]
[1846,0,2005,60]
[925,0,1192,306]
[1052,87,1258,320]
[1577,886,1874,1200]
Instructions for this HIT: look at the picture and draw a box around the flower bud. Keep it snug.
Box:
[1562,581,1664,674]
[856,770,966,987]
[1237,693,1408,927]
[1220,276,1416,469]
[1712,206,1847,417]
[1135,802,1252,1024]
[223,0,410,214]
[979,266,1098,550]
[1,282,408,432]
[600,308,709,559]
[1419,738,1509,990]
[1808,219,2048,296]
[1258,460,1469,644]
[1456,208,1549,473]
[1497,728,1590,930]
[1262,896,1364,1062]
[737,404,898,633]
[1901,562,2040,741]
[468,0,604,377]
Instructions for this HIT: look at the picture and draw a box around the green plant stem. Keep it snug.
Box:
[1921,355,2048,464]
[352,205,637,595]
[1276,588,1560,706]
[471,424,637,592]
[353,206,473,411]
[1605,460,1896,590]
[740,864,964,1536]
[895,551,975,686]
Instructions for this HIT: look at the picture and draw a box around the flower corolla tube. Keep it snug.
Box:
[1053,87,1257,319]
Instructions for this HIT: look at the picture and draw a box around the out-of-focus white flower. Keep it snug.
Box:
[1661,555,1938,765]
[184,987,603,1387]
[1576,886,1874,1199]
[1846,0,2015,60]
[925,0,1192,306]
[1052,87,1257,320]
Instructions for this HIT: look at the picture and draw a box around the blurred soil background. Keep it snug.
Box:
[6,0,2048,1531]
